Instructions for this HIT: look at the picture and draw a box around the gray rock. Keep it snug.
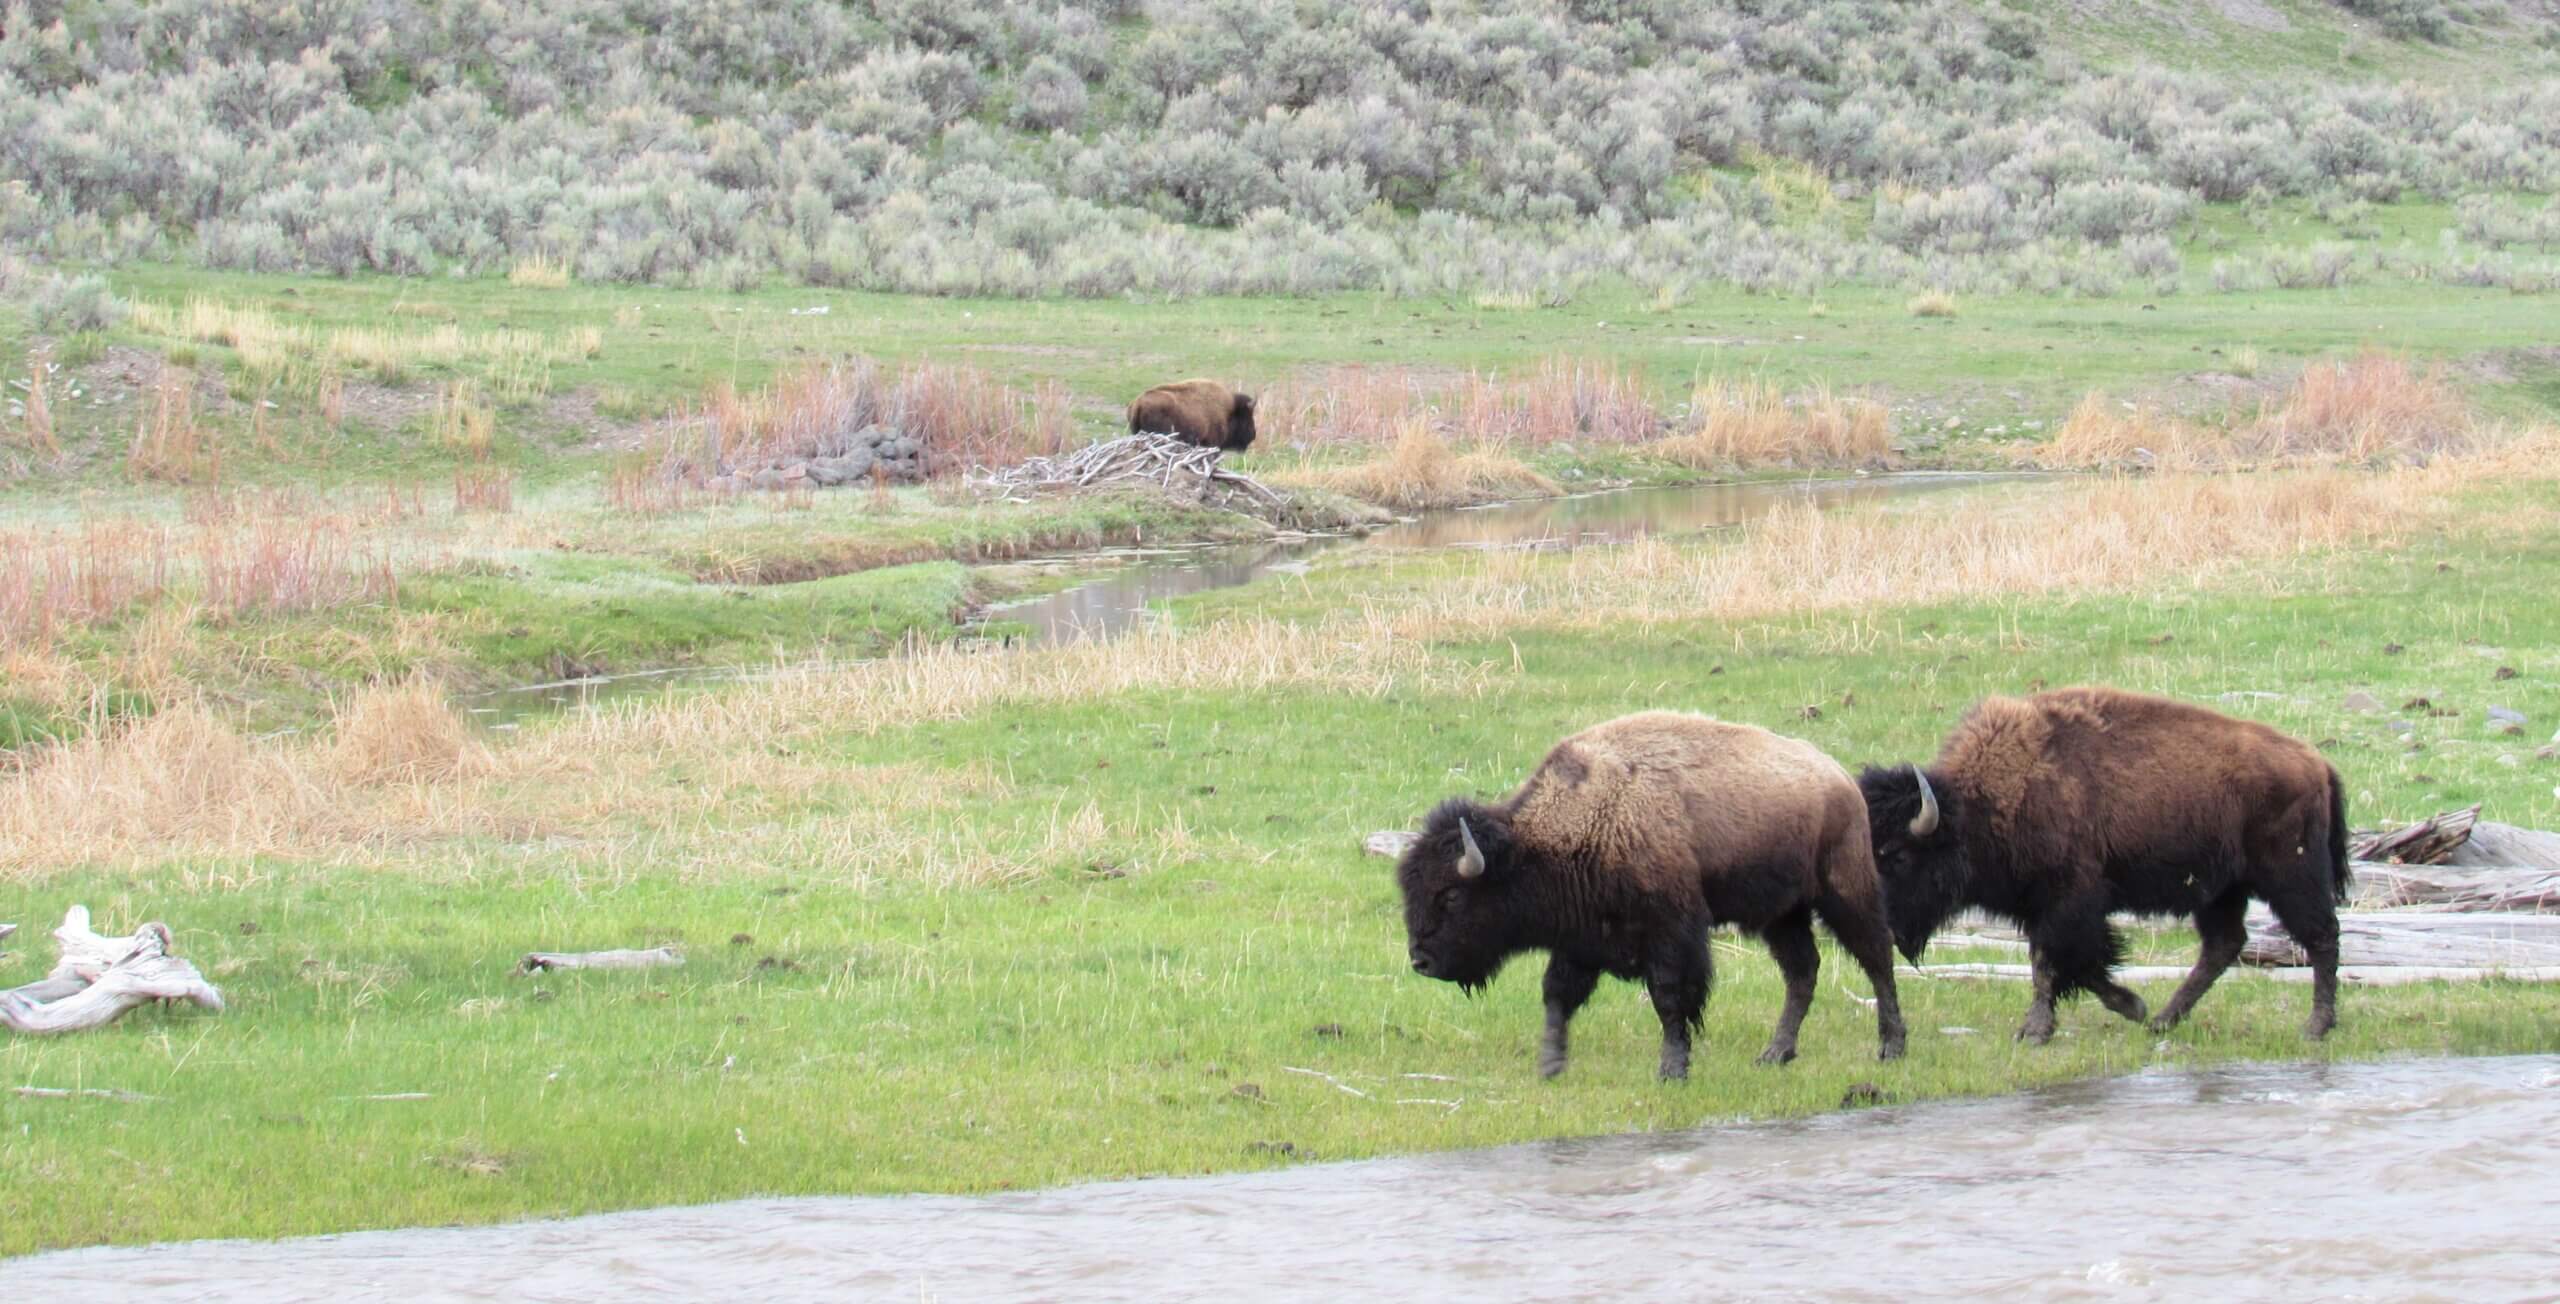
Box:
[751,468,785,491]
[2389,719,2416,736]
[2342,690,2383,713]
[807,458,849,487]
[2489,705,2528,725]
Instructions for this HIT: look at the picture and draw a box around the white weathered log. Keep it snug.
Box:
[2447,823,2560,871]
[1904,962,2560,985]
[518,947,684,973]
[2352,805,2479,865]
[1925,933,2034,954]
[2,906,224,1036]
[1,953,225,1034]
[2244,907,2560,968]
[2350,864,2560,912]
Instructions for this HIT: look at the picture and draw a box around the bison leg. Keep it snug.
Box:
[1814,888,1907,1061]
[1645,942,1711,1082]
[2150,888,2249,1033]
[1755,909,1820,1067]
[1538,956,1601,1080]
[2263,885,2341,1040]
[2022,894,2147,1042]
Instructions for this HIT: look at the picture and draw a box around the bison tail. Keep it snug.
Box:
[2326,766,2352,905]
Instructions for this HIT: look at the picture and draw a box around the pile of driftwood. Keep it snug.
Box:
[1,906,225,1035]
[970,433,1288,515]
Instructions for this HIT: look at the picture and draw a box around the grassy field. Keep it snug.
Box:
[5,451,2559,1254]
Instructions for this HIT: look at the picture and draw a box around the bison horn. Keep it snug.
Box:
[1908,766,1941,838]
[1456,817,1487,879]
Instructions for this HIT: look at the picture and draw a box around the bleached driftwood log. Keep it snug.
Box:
[518,947,684,974]
[2243,908,2560,968]
[1905,962,2560,986]
[2350,865,2560,912]
[2353,805,2480,865]
[1,906,225,1036]
[2448,822,2560,871]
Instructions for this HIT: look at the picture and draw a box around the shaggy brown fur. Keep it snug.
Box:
[1860,686,2347,1044]
[1397,711,1906,1081]
[1128,378,1256,451]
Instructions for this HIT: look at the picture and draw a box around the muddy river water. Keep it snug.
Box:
[8,1053,2556,1301]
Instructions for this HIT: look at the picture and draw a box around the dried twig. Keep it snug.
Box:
[968,433,1288,515]
[1281,1065,1371,1098]
[12,1086,161,1103]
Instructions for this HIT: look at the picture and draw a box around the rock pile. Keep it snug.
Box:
[702,423,927,492]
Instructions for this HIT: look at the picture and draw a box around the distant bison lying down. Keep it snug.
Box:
[1396,712,1906,1080]
[1128,379,1256,451]
[1859,686,2348,1043]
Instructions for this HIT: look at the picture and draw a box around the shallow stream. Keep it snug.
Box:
[8,1053,2554,1301]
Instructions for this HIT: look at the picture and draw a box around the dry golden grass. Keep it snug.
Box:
[1649,378,1891,468]
[327,678,490,786]
[453,466,514,514]
[1255,356,1658,450]
[1361,434,2560,640]
[667,356,1058,484]
[2250,351,2472,462]
[2039,392,2213,470]
[126,366,219,483]
[2042,354,2476,471]
[130,296,593,394]
[435,382,495,460]
[1274,420,1559,510]
[0,615,1455,880]
[506,256,572,289]
[15,350,57,456]
[1906,291,1959,318]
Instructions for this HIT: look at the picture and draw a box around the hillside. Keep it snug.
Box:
[1,0,2557,300]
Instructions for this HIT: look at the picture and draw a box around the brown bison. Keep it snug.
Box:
[1128,379,1256,451]
[1396,711,1907,1081]
[1858,686,2348,1043]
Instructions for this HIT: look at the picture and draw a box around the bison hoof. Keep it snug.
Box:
[1538,1056,1568,1080]
[1754,1045,1798,1068]
[2302,1012,2337,1041]
[1878,1039,1907,1062]
[2146,1010,2186,1034]
[2016,1019,2056,1045]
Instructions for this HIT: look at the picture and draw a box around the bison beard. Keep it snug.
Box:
[1860,686,2348,1044]
[1395,712,1907,1081]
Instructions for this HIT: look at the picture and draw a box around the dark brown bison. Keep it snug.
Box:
[1128,379,1256,452]
[1397,711,1907,1081]
[1858,686,2348,1043]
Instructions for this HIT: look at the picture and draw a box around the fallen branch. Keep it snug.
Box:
[2243,908,2560,968]
[2353,805,2479,865]
[968,433,1290,517]
[517,947,684,974]
[2351,865,2560,912]
[1,906,223,1036]
[1282,1065,1371,1098]
[2449,822,2560,871]
[12,1086,160,1103]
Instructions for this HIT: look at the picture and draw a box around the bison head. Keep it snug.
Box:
[1226,392,1257,451]
[1857,763,1970,964]
[1395,798,1525,991]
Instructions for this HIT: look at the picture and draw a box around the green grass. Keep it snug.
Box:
[6,506,2559,1255]
[1,217,2539,496]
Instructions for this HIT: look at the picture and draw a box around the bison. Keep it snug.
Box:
[1857,686,2347,1044]
[1128,379,1256,452]
[1396,711,1907,1081]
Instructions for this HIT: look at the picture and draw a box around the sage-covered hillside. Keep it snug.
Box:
[4,0,2558,297]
